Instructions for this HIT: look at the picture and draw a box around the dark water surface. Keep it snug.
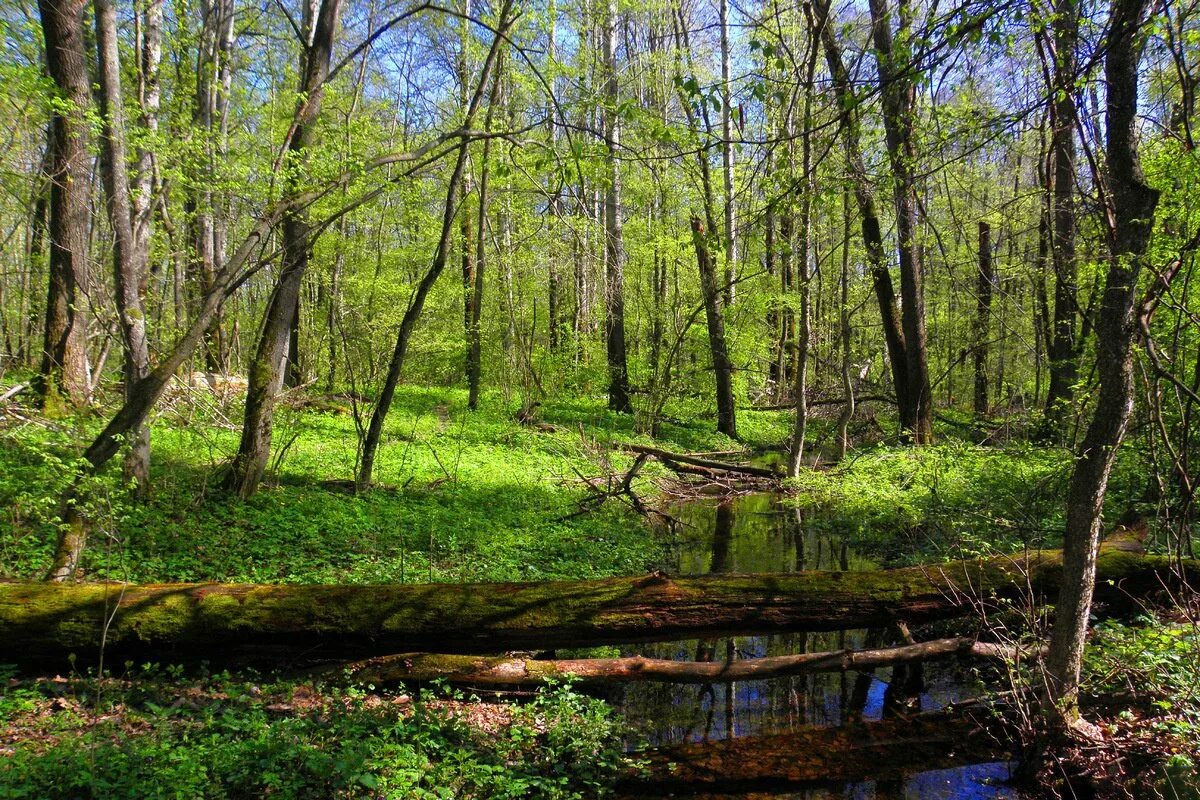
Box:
[615,493,1021,799]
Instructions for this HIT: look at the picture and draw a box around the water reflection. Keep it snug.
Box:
[615,493,1016,798]
[665,762,1018,799]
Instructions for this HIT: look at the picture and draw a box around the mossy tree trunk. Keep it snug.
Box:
[7,544,1193,665]
[35,0,92,412]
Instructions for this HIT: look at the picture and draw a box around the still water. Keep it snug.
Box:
[612,493,1021,799]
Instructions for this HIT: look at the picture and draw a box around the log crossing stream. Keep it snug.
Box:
[615,492,1022,799]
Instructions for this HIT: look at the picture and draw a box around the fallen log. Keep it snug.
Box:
[337,637,1021,687]
[619,443,780,479]
[748,393,896,412]
[0,544,1193,664]
[621,711,1013,793]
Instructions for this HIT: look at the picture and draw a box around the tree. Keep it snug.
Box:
[602,0,632,414]
[1041,0,1081,435]
[356,0,515,490]
[868,0,933,443]
[974,221,994,417]
[812,0,909,432]
[224,0,344,499]
[93,0,153,490]
[1045,0,1160,730]
[35,0,92,412]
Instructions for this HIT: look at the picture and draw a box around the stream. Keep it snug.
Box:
[613,492,1022,799]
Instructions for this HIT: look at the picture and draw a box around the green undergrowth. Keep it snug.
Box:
[1081,616,1200,797]
[0,667,636,799]
[0,387,717,583]
[781,440,1153,564]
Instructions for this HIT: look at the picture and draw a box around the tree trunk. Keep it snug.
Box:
[132,0,161,274]
[1045,0,1160,729]
[357,5,513,490]
[225,0,343,499]
[690,218,737,439]
[837,184,855,458]
[718,0,736,307]
[467,59,503,411]
[812,0,909,429]
[974,220,994,416]
[602,0,632,413]
[788,8,820,476]
[35,0,91,412]
[94,0,152,492]
[11,542,1190,663]
[868,0,932,443]
[187,0,235,374]
[1043,0,1080,435]
[546,0,563,352]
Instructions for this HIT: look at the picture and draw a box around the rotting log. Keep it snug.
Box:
[621,711,1013,793]
[337,637,1022,687]
[0,543,1193,665]
[619,443,780,478]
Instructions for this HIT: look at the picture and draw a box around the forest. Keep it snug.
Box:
[0,0,1198,795]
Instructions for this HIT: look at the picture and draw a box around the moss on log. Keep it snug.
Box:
[0,545,1193,665]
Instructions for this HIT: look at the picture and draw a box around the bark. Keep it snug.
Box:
[546,0,563,351]
[356,6,513,490]
[837,185,854,458]
[467,60,503,411]
[10,542,1191,663]
[1043,0,1080,433]
[22,133,53,365]
[974,220,994,416]
[602,0,632,413]
[94,0,152,491]
[718,0,736,306]
[336,637,1019,687]
[225,0,343,499]
[788,9,820,477]
[132,0,162,271]
[459,0,476,382]
[868,0,933,443]
[690,217,737,439]
[35,0,92,412]
[1045,0,1160,726]
[187,0,235,373]
[811,0,909,428]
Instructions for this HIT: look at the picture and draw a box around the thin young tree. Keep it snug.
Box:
[1041,0,1081,436]
[356,1,515,490]
[602,0,632,413]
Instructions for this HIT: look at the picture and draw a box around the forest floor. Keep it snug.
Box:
[0,383,1197,797]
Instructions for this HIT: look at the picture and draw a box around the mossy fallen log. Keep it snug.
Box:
[621,711,1013,793]
[0,544,1193,665]
[337,636,1021,686]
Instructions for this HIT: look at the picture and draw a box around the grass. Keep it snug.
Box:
[781,438,1155,564]
[0,386,703,584]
